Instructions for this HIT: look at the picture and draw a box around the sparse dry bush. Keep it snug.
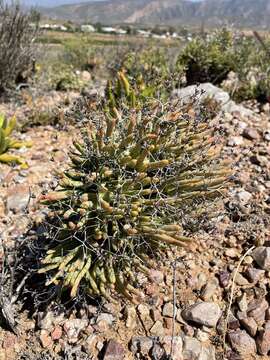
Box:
[0,1,37,92]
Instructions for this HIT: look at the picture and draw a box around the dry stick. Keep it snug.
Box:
[222,245,255,358]
[169,260,177,358]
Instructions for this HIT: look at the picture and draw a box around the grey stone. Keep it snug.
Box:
[201,278,219,301]
[6,184,30,213]
[182,302,222,328]
[125,306,137,330]
[130,336,153,356]
[150,343,165,359]
[162,302,174,317]
[228,330,256,355]
[96,313,114,326]
[247,298,269,325]
[172,83,254,116]
[182,336,202,360]
[159,336,183,360]
[252,247,270,270]
[235,190,252,204]
[242,127,260,141]
[63,318,88,343]
[199,346,216,360]
[234,273,249,286]
[245,267,265,283]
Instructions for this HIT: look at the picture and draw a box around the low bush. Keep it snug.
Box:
[0,1,37,92]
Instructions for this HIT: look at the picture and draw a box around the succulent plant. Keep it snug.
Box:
[0,114,32,167]
[111,46,180,100]
[39,75,231,303]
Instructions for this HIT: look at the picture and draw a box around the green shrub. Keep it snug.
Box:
[177,29,270,102]
[62,36,100,71]
[112,46,180,100]
[38,74,231,302]
[47,64,85,91]
[176,29,237,85]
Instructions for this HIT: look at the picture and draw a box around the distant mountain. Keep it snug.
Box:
[41,0,270,28]
[23,0,102,7]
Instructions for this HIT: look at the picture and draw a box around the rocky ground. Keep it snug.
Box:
[0,84,269,360]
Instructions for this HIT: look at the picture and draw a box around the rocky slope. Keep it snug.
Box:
[0,84,270,359]
[42,0,270,28]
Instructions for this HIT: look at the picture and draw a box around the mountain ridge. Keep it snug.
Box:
[41,0,270,28]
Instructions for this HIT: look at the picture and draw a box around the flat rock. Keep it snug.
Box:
[150,320,165,336]
[172,83,254,116]
[162,302,174,317]
[182,302,222,328]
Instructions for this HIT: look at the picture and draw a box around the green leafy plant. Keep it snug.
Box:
[177,29,270,103]
[62,36,101,72]
[112,46,179,100]
[176,29,237,85]
[39,74,231,303]
[47,64,85,91]
[0,114,32,167]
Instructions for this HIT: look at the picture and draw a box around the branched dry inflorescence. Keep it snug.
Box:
[0,114,32,167]
[39,73,231,303]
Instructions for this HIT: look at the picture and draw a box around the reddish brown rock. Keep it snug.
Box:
[40,330,53,348]
[256,321,270,355]
[51,326,63,341]
[245,267,265,283]
[228,330,256,355]
[218,271,230,288]
[103,340,125,360]
[247,298,269,325]
[237,311,257,337]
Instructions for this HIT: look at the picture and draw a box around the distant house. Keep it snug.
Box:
[101,27,127,35]
[101,27,117,33]
[116,28,127,35]
[152,34,167,39]
[40,23,68,31]
[81,24,96,33]
[137,29,151,37]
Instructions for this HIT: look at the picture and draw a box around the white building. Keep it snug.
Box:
[81,24,96,33]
